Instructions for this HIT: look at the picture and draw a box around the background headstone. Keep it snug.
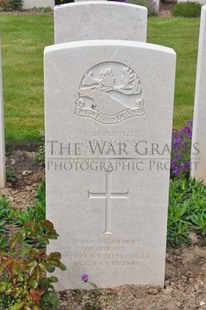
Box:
[23,0,54,9]
[54,2,147,43]
[191,6,206,181]
[0,46,5,189]
[153,0,160,12]
[45,40,176,290]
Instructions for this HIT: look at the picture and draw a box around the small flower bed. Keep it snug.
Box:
[171,120,192,179]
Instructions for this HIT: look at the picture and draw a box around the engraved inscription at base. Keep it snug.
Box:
[63,239,151,268]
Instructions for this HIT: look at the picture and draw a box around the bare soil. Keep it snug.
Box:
[159,1,176,17]
[1,150,206,310]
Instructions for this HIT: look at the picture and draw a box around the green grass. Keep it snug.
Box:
[148,17,200,128]
[0,14,200,142]
[0,14,54,142]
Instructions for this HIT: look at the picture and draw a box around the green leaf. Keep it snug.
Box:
[25,258,37,270]
[10,230,24,249]
[28,279,39,290]
[10,302,24,310]
[12,261,23,276]
[41,290,60,308]
[19,244,32,257]
[48,252,61,262]
[31,265,41,282]
[48,276,58,283]
[0,283,7,292]
[58,263,67,271]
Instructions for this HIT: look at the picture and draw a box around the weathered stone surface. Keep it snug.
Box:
[54,2,147,43]
[45,40,176,290]
[191,6,206,181]
[23,0,54,9]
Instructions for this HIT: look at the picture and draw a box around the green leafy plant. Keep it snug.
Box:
[31,6,53,13]
[172,2,201,17]
[6,170,17,183]
[0,196,16,250]
[36,145,45,167]
[168,177,206,246]
[15,181,46,226]
[81,273,117,310]
[35,180,46,208]
[167,200,190,246]
[0,0,23,11]
[131,0,158,16]
[0,219,66,310]
[0,195,15,223]
[188,212,206,236]
[36,132,45,167]
[0,181,46,250]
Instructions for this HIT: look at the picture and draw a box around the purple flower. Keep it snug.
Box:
[81,273,89,282]
[170,120,193,179]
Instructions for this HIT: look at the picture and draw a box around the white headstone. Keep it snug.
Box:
[54,2,147,44]
[0,46,5,189]
[153,0,160,12]
[45,40,176,290]
[191,6,206,181]
[23,0,54,9]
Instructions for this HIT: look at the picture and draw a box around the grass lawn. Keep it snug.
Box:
[0,14,54,142]
[148,17,200,128]
[0,14,200,142]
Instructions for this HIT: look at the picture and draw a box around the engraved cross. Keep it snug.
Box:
[88,170,129,234]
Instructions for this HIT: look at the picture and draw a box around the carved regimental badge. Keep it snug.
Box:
[75,62,145,124]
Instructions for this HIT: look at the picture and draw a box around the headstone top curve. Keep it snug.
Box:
[54,1,148,11]
[45,40,176,56]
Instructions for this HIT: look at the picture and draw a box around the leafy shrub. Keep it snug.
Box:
[0,182,67,309]
[0,195,15,223]
[6,170,16,183]
[0,220,66,309]
[0,0,23,11]
[36,133,45,167]
[168,177,206,246]
[171,120,192,179]
[130,0,158,16]
[0,196,16,250]
[15,180,46,226]
[36,144,45,167]
[172,2,201,18]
